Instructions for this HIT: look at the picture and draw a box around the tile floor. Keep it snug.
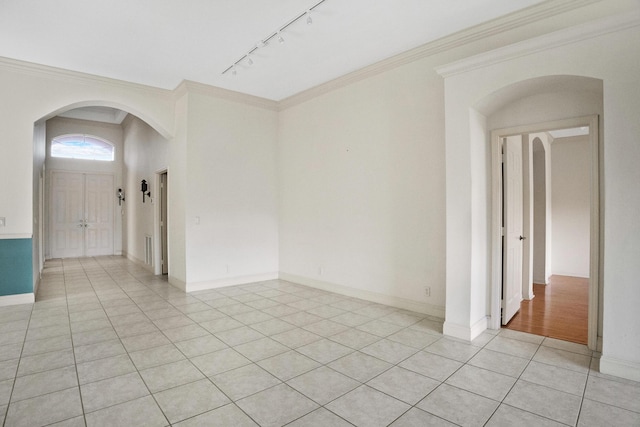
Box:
[0,256,639,426]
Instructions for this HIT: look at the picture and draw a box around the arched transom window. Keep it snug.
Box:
[51,134,115,161]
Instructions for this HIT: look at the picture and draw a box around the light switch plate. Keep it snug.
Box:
[0,217,5,227]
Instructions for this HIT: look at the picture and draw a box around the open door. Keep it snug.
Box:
[160,171,168,275]
[502,135,524,324]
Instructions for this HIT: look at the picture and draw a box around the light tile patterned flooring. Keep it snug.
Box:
[1,257,639,426]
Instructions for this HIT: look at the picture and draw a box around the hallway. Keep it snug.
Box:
[0,258,638,426]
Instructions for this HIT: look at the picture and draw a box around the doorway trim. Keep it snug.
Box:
[489,115,600,350]
[154,169,168,275]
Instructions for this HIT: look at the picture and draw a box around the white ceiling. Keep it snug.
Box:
[0,0,544,101]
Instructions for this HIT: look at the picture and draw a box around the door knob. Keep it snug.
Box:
[519,235,526,240]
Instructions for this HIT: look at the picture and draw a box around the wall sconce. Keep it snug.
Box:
[117,188,125,206]
[141,180,151,203]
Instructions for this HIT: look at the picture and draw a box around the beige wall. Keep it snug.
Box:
[182,91,279,290]
[278,62,446,315]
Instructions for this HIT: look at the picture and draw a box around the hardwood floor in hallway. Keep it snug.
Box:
[504,275,589,345]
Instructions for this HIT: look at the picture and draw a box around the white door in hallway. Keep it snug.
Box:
[50,171,114,258]
[502,135,524,325]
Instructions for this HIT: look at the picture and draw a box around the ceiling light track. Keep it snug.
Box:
[222,0,327,75]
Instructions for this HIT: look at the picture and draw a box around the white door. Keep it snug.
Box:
[160,172,168,275]
[502,135,524,325]
[50,171,114,258]
[85,174,114,257]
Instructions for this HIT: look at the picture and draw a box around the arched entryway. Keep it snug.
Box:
[475,76,602,350]
[33,102,173,294]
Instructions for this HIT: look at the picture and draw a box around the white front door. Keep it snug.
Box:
[502,135,524,325]
[50,171,114,258]
[84,174,114,257]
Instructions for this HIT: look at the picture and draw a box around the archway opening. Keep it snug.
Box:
[33,103,172,295]
[474,75,602,349]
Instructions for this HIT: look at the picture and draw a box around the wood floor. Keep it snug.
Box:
[504,275,589,344]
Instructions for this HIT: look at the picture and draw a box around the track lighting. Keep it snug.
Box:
[222,0,326,75]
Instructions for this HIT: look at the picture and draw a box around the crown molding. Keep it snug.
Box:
[0,56,172,97]
[175,80,279,111]
[277,0,602,110]
[436,8,640,78]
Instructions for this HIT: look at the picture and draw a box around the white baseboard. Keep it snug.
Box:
[185,272,279,293]
[443,316,488,342]
[0,293,35,307]
[551,271,589,279]
[123,252,154,273]
[279,272,445,319]
[600,355,640,382]
[169,276,187,292]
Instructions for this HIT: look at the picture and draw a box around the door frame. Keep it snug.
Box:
[154,169,168,275]
[489,115,600,350]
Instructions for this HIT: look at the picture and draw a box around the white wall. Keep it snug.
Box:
[182,89,279,290]
[45,117,125,257]
[551,135,590,277]
[278,62,447,316]
[532,140,547,284]
[122,115,168,268]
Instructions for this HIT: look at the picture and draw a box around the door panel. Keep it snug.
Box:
[50,172,84,258]
[503,136,524,325]
[85,174,114,256]
[160,172,168,275]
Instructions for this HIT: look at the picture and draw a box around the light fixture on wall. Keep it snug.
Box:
[117,188,125,206]
[221,0,326,76]
[141,180,151,203]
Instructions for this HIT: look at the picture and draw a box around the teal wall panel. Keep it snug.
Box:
[0,238,33,296]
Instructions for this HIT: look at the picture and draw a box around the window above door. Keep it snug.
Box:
[51,134,115,161]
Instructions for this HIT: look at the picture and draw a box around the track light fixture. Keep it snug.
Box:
[222,0,326,75]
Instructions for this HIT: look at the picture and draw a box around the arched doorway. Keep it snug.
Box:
[475,76,602,350]
[33,103,172,293]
